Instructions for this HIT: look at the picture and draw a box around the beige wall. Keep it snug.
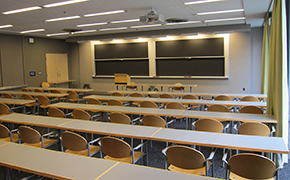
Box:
[77,28,263,94]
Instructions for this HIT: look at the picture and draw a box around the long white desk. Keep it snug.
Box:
[0,114,287,154]
[0,91,68,98]
[27,87,93,94]
[48,102,276,123]
[0,98,35,113]
[0,141,218,180]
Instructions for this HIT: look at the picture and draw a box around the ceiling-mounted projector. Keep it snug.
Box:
[140,7,164,24]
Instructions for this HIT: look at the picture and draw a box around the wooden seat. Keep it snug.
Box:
[172,83,184,91]
[22,94,37,114]
[2,93,13,99]
[240,106,264,114]
[41,82,50,88]
[140,101,158,108]
[100,136,146,164]
[126,82,137,90]
[48,107,65,118]
[35,89,44,93]
[225,153,277,180]
[112,92,124,97]
[0,102,11,115]
[240,96,260,102]
[18,126,58,148]
[61,131,100,157]
[163,145,215,176]
[194,118,224,133]
[72,109,91,120]
[142,115,167,128]
[107,99,123,106]
[238,122,271,136]
[67,90,79,103]
[37,95,50,115]
[215,95,232,101]
[182,94,199,109]
[0,124,19,142]
[207,104,230,113]
[110,113,131,124]
[87,98,102,113]
[160,94,174,99]
[21,88,30,92]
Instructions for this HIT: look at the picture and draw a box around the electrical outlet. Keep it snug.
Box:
[243,88,245,91]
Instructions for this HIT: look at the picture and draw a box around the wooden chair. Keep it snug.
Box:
[162,145,216,177]
[67,90,81,103]
[240,96,260,102]
[21,88,30,92]
[142,115,168,128]
[140,101,158,108]
[182,94,199,109]
[207,104,230,113]
[126,82,137,91]
[112,92,124,97]
[0,124,19,142]
[172,83,184,92]
[0,102,11,115]
[48,107,65,118]
[223,153,278,180]
[99,136,147,164]
[214,95,233,110]
[160,94,174,99]
[107,99,123,106]
[37,95,50,115]
[238,122,271,137]
[109,113,132,124]
[86,98,102,120]
[51,89,64,102]
[41,82,50,88]
[166,102,186,129]
[193,118,225,133]
[72,109,91,120]
[61,131,101,157]
[2,93,13,99]
[18,126,58,148]
[240,106,264,114]
[130,93,144,106]
[22,94,37,114]
[35,89,44,93]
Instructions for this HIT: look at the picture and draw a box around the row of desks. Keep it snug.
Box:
[84,95,267,108]
[113,84,198,92]
[49,102,276,123]
[0,114,287,154]
[0,141,217,180]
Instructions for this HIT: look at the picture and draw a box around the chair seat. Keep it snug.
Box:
[65,145,100,156]
[69,99,79,102]
[26,103,39,107]
[132,102,141,106]
[168,162,210,176]
[104,151,144,163]
[40,105,49,109]
[0,133,19,142]
[23,138,58,148]
[229,172,274,180]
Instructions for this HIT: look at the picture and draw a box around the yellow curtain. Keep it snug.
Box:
[267,0,288,138]
[261,13,269,95]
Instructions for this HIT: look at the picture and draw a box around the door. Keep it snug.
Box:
[46,53,68,83]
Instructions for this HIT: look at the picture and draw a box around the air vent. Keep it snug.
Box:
[166,18,189,23]
[63,28,82,33]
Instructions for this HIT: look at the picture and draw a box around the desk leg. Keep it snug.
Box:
[3,166,10,180]
[142,86,144,91]
[22,105,26,114]
[190,87,192,92]
[58,129,63,151]
[116,85,119,90]
[161,87,163,92]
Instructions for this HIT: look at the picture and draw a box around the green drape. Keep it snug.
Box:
[261,13,270,95]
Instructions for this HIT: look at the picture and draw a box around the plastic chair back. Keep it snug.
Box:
[101,137,131,158]
[215,95,232,101]
[3,93,13,99]
[0,103,10,115]
[182,95,198,100]
[207,105,229,112]
[240,96,260,102]
[130,93,144,97]
[107,99,123,106]
[87,98,102,105]
[37,95,50,106]
[21,88,30,92]
[0,124,10,138]
[67,90,78,99]
[18,126,41,143]
[48,108,65,118]
[166,102,185,110]
[110,113,131,124]
[61,131,87,151]
[238,122,270,136]
[160,94,174,99]
[142,115,166,127]
[240,106,263,114]
[195,118,224,133]
[72,109,91,120]
[112,92,124,97]
[35,89,44,93]
[41,82,50,88]
[140,101,158,108]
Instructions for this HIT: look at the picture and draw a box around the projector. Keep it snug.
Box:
[140,7,164,23]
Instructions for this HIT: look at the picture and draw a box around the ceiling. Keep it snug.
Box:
[0,0,271,40]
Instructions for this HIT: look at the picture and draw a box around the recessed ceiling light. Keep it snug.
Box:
[84,10,125,17]
[77,22,108,27]
[47,32,70,36]
[131,24,162,29]
[99,27,127,31]
[2,6,41,15]
[197,9,244,15]
[20,29,45,34]
[45,16,81,22]
[205,17,245,23]
[166,21,201,25]
[73,29,97,34]
[185,0,227,5]
[111,19,139,24]
[44,0,89,8]
[0,24,13,29]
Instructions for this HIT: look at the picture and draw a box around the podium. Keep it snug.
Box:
[114,73,130,84]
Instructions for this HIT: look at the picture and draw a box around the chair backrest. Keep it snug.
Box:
[173,83,184,91]
[240,96,260,102]
[100,137,131,158]
[87,98,102,105]
[61,131,87,151]
[166,145,205,169]
[140,101,158,108]
[0,124,10,138]
[166,102,185,110]
[41,82,50,88]
[142,115,166,128]
[110,113,131,124]
[51,90,62,94]
[207,105,230,112]
[238,122,270,136]
[48,107,65,118]
[240,106,263,114]
[3,93,13,99]
[37,95,50,106]
[0,102,10,115]
[67,90,78,99]
[195,118,224,133]
[18,126,41,143]
[228,153,276,179]
[35,89,44,93]
[22,94,34,100]
[127,82,137,89]
[72,109,91,120]
[182,94,198,100]
[112,92,124,97]
[215,95,232,101]
[21,88,30,92]
[130,93,145,97]
[107,99,123,106]
[160,94,174,99]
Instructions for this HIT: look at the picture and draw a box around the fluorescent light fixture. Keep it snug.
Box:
[205,17,245,23]
[185,0,226,5]
[214,30,233,34]
[77,22,107,27]
[45,16,80,22]
[100,38,113,42]
[151,35,167,38]
[46,32,70,36]
[181,32,199,36]
[44,0,89,8]
[131,24,162,29]
[166,21,201,25]
[197,9,244,15]
[0,24,13,29]
[98,27,127,31]
[20,29,45,34]
[2,6,41,15]
[123,36,139,40]
[73,29,97,34]
[111,19,139,24]
[84,10,125,17]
